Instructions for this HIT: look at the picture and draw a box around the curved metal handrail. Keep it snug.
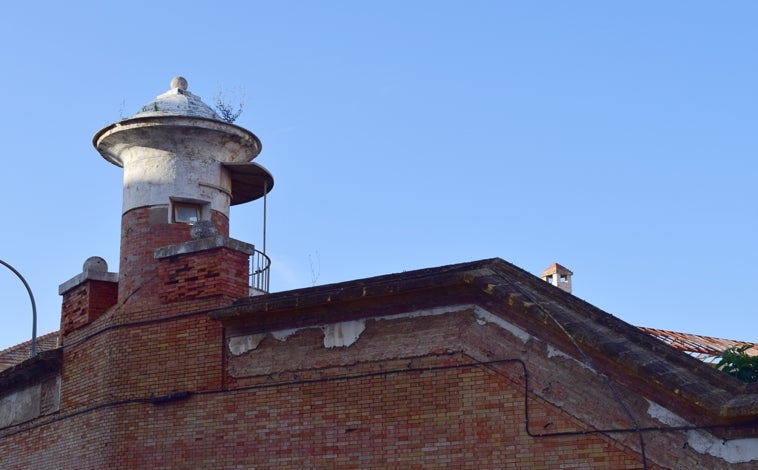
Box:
[0,259,37,357]
[249,250,271,295]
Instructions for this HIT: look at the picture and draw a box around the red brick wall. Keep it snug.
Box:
[158,247,250,303]
[59,306,225,412]
[118,206,229,306]
[1,353,655,469]
[1,306,748,468]
[60,280,118,335]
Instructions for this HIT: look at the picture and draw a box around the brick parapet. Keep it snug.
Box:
[59,312,224,411]
[60,280,118,335]
[1,352,659,469]
[3,260,756,468]
[118,206,229,306]
[217,307,750,468]
[1,306,751,468]
[157,240,252,304]
[59,297,235,350]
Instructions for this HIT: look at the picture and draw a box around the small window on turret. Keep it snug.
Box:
[173,203,200,225]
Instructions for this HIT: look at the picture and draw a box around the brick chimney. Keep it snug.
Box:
[541,263,573,294]
[59,257,118,334]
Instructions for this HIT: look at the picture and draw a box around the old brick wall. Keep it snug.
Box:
[59,301,226,412]
[0,299,229,468]
[1,304,753,468]
[217,308,750,469]
[0,410,109,469]
[158,247,251,303]
[118,206,229,306]
[60,280,118,335]
[1,354,648,469]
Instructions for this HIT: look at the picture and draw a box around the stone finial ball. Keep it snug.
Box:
[170,76,188,90]
[83,256,108,272]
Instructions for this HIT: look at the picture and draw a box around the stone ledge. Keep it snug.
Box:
[154,235,255,259]
[58,270,119,295]
[0,349,62,394]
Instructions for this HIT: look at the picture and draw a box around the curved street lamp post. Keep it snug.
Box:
[0,259,38,357]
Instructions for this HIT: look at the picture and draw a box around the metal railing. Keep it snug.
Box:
[249,249,271,295]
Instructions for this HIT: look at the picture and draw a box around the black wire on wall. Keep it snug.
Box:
[2,289,751,468]
[0,352,750,468]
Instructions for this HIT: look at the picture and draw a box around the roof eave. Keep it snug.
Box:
[209,257,758,429]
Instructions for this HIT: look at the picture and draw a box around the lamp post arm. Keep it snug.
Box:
[0,259,38,357]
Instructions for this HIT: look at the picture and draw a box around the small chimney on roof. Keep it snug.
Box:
[541,263,573,294]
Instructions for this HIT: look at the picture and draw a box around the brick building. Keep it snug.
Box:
[0,78,756,469]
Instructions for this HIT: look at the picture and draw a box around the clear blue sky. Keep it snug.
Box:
[1,1,756,350]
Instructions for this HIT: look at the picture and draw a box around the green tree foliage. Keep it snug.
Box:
[717,345,758,383]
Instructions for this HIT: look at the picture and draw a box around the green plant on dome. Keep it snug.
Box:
[215,88,245,123]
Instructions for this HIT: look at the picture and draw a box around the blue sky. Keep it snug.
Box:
[1,1,756,350]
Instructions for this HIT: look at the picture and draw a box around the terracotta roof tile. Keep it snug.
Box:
[0,331,60,373]
[638,326,756,363]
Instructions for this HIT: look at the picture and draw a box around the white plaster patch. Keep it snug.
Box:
[646,400,690,427]
[687,431,758,464]
[228,334,265,356]
[375,303,534,342]
[246,306,477,348]
[323,320,366,348]
[647,400,758,463]
[546,345,596,372]
[261,304,482,344]
[377,304,475,322]
[546,345,572,360]
[231,304,533,352]
[473,307,531,344]
[272,329,298,341]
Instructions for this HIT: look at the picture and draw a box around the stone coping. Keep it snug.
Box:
[58,270,119,295]
[154,235,256,259]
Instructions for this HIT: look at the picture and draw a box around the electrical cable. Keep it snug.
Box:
[1,351,750,469]
[4,277,750,465]
[61,299,222,350]
[503,279,650,469]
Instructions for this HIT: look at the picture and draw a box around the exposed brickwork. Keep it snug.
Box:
[118,206,229,306]
[59,315,223,414]
[1,354,652,469]
[60,280,118,335]
[1,260,756,468]
[219,311,741,468]
[1,410,109,469]
[158,247,250,303]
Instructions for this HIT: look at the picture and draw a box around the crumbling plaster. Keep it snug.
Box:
[647,400,758,464]
[226,304,529,355]
[223,304,754,467]
[0,376,60,429]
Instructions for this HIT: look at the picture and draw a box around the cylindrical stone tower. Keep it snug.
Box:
[93,77,273,305]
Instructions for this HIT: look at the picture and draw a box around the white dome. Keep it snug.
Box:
[132,76,220,120]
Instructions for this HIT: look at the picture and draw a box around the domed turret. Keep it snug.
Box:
[92,77,273,305]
